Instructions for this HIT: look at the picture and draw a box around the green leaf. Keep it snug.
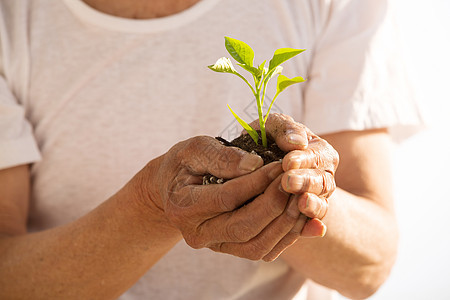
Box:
[238,63,262,78]
[225,37,254,67]
[269,66,283,80]
[227,104,259,144]
[276,75,306,94]
[258,60,266,71]
[261,65,282,88]
[208,57,237,74]
[268,48,305,72]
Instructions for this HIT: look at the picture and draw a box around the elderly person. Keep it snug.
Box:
[0,0,422,299]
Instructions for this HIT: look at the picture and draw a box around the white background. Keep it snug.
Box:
[296,1,450,299]
[349,0,450,299]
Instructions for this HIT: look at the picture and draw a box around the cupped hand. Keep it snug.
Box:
[141,135,312,261]
[248,113,339,238]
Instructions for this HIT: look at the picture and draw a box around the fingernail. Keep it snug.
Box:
[301,219,327,238]
[320,223,327,237]
[239,154,263,172]
[286,174,303,192]
[306,194,319,214]
[286,156,301,170]
[278,183,290,196]
[287,133,307,147]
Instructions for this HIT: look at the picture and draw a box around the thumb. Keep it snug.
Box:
[247,113,309,152]
[179,136,264,179]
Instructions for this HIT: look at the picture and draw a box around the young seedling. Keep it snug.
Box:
[208,37,306,147]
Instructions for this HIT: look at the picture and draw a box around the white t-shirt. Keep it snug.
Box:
[0,0,423,299]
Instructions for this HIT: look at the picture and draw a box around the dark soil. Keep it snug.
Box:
[203,131,286,185]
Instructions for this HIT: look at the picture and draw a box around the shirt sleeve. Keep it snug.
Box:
[0,0,41,169]
[0,77,41,169]
[302,0,424,141]
[0,72,41,170]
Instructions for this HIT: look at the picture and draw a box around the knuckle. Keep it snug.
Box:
[320,172,329,195]
[309,138,338,171]
[213,188,235,212]
[208,243,223,253]
[311,150,322,169]
[178,136,211,165]
[292,214,308,233]
[281,152,294,170]
[267,112,281,122]
[262,194,287,218]
[301,174,312,191]
[183,223,210,249]
[266,113,285,135]
[332,148,340,170]
[246,242,269,261]
[191,135,211,147]
[215,147,240,171]
[319,198,329,219]
[289,222,304,236]
[180,137,200,153]
[225,220,255,243]
[323,142,339,173]
[175,142,192,166]
[323,171,336,196]
[184,233,205,249]
[283,206,300,223]
[274,112,293,122]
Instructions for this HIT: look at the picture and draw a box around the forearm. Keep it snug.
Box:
[281,187,398,299]
[0,168,181,300]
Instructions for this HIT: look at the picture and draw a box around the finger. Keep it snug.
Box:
[282,137,339,174]
[169,163,284,249]
[247,113,309,152]
[168,161,282,214]
[281,169,336,197]
[262,213,308,262]
[195,173,289,247]
[301,218,327,238]
[295,193,329,219]
[178,136,264,179]
[209,188,301,260]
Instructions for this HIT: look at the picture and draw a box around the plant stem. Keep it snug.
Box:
[255,88,267,147]
[260,119,267,147]
[261,74,269,107]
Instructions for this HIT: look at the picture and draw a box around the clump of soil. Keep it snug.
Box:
[203,131,286,185]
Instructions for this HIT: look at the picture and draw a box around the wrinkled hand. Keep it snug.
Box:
[248,113,339,243]
[145,136,312,261]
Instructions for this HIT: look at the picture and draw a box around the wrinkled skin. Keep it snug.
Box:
[144,113,339,261]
